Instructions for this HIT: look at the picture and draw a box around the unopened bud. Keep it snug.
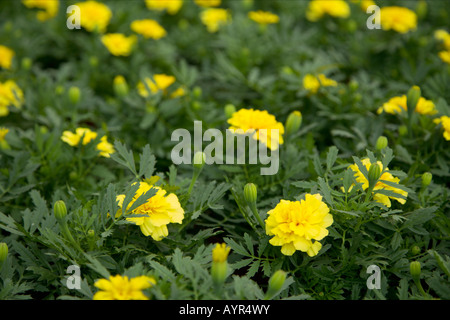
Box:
[113,75,129,97]
[224,104,236,118]
[421,172,432,187]
[399,125,408,136]
[266,270,287,299]
[375,136,388,150]
[406,86,421,114]
[244,183,257,205]
[211,243,230,286]
[281,66,294,75]
[192,86,202,98]
[53,200,67,221]
[368,162,382,188]
[68,86,81,105]
[410,261,421,281]
[0,242,8,264]
[410,245,421,255]
[193,151,206,169]
[21,57,32,70]
[285,111,302,135]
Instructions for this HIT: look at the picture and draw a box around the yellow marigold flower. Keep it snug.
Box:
[303,73,337,94]
[306,0,350,22]
[379,6,417,34]
[0,45,14,70]
[0,80,24,117]
[145,0,183,15]
[349,158,408,207]
[265,194,333,257]
[116,182,184,241]
[434,29,450,50]
[227,108,285,151]
[74,1,112,33]
[93,275,156,300]
[248,10,279,25]
[101,34,136,57]
[61,127,115,158]
[130,19,167,40]
[22,0,59,21]
[434,116,450,141]
[195,0,221,7]
[438,50,450,65]
[137,74,179,97]
[212,243,231,263]
[377,95,437,115]
[200,8,231,33]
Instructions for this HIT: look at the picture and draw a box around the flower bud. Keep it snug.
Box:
[375,136,388,150]
[281,66,294,75]
[21,57,32,70]
[68,86,81,105]
[406,86,421,114]
[0,242,8,264]
[89,56,98,67]
[266,270,287,299]
[410,261,421,281]
[211,243,230,286]
[368,162,382,188]
[193,151,206,169]
[410,245,421,255]
[416,0,427,19]
[224,104,236,118]
[55,85,65,96]
[285,111,302,135]
[349,79,359,91]
[244,183,257,205]
[421,172,432,187]
[192,86,202,98]
[53,200,67,221]
[192,101,201,110]
[399,125,408,136]
[113,75,129,97]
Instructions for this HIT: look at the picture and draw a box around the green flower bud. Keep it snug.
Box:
[421,172,432,187]
[244,183,257,205]
[399,125,408,136]
[410,245,421,255]
[211,260,228,286]
[368,162,382,188]
[285,111,302,135]
[375,136,388,150]
[192,101,201,110]
[21,57,32,70]
[89,56,99,67]
[406,86,421,114]
[416,0,427,19]
[68,86,81,105]
[178,18,189,30]
[410,261,421,281]
[53,200,67,221]
[113,75,129,97]
[266,270,287,299]
[349,79,359,91]
[192,86,202,98]
[193,151,206,169]
[0,242,8,264]
[281,66,294,75]
[224,104,236,118]
[55,85,65,96]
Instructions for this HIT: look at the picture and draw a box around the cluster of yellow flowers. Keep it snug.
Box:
[303,73,338,94]
[377,95,437,116]
[137,74,186,99]
[22,0,59,21]
[61,127,115,158]
[306,0,350,21]
[434,30,450,65]
[0,80,25,117]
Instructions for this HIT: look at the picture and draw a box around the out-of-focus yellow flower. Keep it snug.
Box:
[379,6,417,34]
[145,0,183,15]
[200,8,231,33]
[116,182,184,241]
[0,80,24,117]
[0,128,8,141]
[101,34,136,56]
[138,74,185,98]
[377,95,437,115]
[130,19,167,40]
[0,45,14,70]
[228,108,285,151]
[248,10,279,25]
[212,243,231,263]
[265,194,333,257]
[93,275,156,300]
[74,1,112,33]
[194,0,221,7]
[306,0,350,21]
[434,116,450,141]
[348,158,408,207]
[61,127,115,158]
[303,74,337,94]
[438,51,450,64]
[22,0,59,21]
[434,29,450,50]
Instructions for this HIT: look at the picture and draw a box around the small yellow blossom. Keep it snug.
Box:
[303,73,337,94]
[434,29,450,50]
[248,10,279,25]
[0,128,8,141]
[130,19,167,40]
[379,6,417,34]
[194,0,221,7]
[438,51,450,64]
[212,243,231,263]
[434,116,450,141]
[0,80,24,117]
[93,275,156,300]
[101,34,136,57]
[265,194,333,257]
[145,0,183,15]
[306,0,350,21]
[61,127,115,158]
[0,46,15,70]
[116,182,184,241]
[227,108,285,151]
[74,1,112,33]
[349,158,408,207]
[138,74,182,97]
[22,0,59,21]
[200,8,231,33]
[377,95,437,115]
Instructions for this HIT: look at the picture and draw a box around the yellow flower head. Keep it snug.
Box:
[265,194,333,257]
[22,0,59,21]
[74,1,112,33]
[93,275,156,300]
[0,80,24,117]
[195,0,221,7]
[303,73,337,94]
[212,243,231,263]
[137,74,178,97]
[379,6,417,34]
[0,45,15,70]
[116,182,184,241]
[145,0,183,15]
[61,127,115,158]
[438,51,450,64]
[227,108,285,151]
[434,29,450,50]
[200,8,231,33]
[349,158,408,207]
[0,127,9,141]
[434,116,450,141]
[377,95,437,115]
[248,10,279,25]
[131,19,167,40]
[306,0,350,21]
[101,33,136,57]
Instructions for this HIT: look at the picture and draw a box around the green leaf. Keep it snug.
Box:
[139,144,156,179]
[326,146,339,171]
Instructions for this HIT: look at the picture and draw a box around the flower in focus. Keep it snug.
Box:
[348,158,408,207]
[137,74,185,98]
[101,34,136,56]
[145,0,183,15]
[212,243,231,263]
[265,194,333,257]
[306,0,350,21]
[0,80,24,117]
[303,74,337,94]
[61,127,115,158]
[0,45,15,70]
[227,108,285,150]
[248,10,279,25]
[434,116,450,141]
[379,6,417,34]
[200,8,231,33]
[74,1,112,33]
[130,19,167,40]
[116,182,184,241]
[93,275,156,300]
[377,95,437,115]
[22,0,59,21]
[194,0,221,7]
